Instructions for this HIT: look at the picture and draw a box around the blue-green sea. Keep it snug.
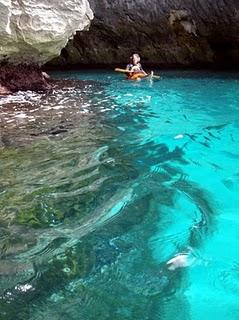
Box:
[0,70,238,319]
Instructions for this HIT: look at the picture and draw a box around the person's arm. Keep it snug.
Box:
[138,63,147,75]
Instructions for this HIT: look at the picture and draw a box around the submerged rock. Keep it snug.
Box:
[53,0,239,68]
[0,63,50,94]
[167,253,195,271]
[0,78,105,146]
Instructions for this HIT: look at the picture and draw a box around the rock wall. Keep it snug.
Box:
[0,0,93,65]
[53,0,239,67]
[0,0,93,93]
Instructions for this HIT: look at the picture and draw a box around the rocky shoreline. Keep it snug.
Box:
[0,0,93,94]
[0,64,52,95]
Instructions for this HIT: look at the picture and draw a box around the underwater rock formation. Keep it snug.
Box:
[53,0,239,67]
[0,0,93,93]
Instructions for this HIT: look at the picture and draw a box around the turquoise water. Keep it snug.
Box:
[0,70,239,319]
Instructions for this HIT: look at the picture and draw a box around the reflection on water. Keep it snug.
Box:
[0,71,239,320]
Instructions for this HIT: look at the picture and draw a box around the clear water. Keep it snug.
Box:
[0,70,239,319]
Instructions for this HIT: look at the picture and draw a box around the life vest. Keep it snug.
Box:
[126,63,145,80]
[127,72,146,80]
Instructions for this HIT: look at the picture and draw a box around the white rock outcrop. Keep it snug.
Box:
[0,0,93,65]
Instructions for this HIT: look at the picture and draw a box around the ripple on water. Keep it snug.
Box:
[1,71,239,320]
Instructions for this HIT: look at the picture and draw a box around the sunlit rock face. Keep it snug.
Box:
[0,0,93,93]
[53,0,239,67]
[0,0,93,65]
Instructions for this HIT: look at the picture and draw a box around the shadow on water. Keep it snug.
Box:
[0,76,217,320]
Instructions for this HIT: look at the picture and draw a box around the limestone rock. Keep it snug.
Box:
[0,0,93,65]
[169,10,197,36]
[54,0,239,67]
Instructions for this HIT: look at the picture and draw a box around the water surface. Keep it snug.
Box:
[0,70,238,319]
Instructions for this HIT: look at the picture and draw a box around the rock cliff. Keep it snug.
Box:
[54,0,239,67]
[0,0,93,93]
[0,0,93,65]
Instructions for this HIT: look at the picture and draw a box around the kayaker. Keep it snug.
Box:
[126,53,155,80]
[126,53,147,75]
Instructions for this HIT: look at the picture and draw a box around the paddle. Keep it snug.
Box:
[114,68,160,79]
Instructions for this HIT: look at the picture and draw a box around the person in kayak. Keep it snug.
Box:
[126,53,147,74]
[126,53,153,80]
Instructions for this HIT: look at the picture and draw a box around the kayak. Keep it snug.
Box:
[127,72,147,80]
[114,68,160,81]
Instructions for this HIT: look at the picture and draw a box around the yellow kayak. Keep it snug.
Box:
[114,68,160,80]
